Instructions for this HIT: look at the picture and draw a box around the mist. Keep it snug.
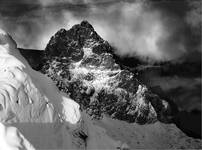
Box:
[0,0,201,62]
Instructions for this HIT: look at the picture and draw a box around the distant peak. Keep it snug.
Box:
[45,20,104,57]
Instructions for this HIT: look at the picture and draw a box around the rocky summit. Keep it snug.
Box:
[35,20,179,124]
[24,21,176,124]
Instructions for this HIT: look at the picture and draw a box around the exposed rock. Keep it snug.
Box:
[40,21,175,124]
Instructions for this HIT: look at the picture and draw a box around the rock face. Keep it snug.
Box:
[40,21,175,124]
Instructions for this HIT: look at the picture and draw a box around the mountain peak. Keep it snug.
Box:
[80,20,94,30]
[45,20,110,61]
[39,20,176,124]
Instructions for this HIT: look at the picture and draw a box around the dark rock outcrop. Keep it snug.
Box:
[18,48,44,70]
[29,20,175,124]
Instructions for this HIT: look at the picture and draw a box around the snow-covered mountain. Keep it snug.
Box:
[0,22,201,149]
[40,21,176,124]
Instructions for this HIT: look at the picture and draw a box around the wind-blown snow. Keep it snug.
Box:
[70,60,121,91]
[69,46,122,91]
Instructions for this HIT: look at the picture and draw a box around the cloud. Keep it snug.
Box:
[186,0,201,30]
[36,0,124,6]
[0,0,201,62]
[80,1,188,61]
[0,6,79,49]
[185,0,201,53]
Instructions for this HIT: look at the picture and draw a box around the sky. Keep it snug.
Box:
[0,0,201,62]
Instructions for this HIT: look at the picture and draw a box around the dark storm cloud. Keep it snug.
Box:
[0,0,201,62]
[0,0,40,17]
[149,0,201,57]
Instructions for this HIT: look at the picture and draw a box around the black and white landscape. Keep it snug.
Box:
[0,0,201,149]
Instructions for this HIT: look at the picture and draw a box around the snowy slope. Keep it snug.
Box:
[0,123,34,150]
[0,28,80,124]
[0,29,126,149]
[95,116,202,149]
